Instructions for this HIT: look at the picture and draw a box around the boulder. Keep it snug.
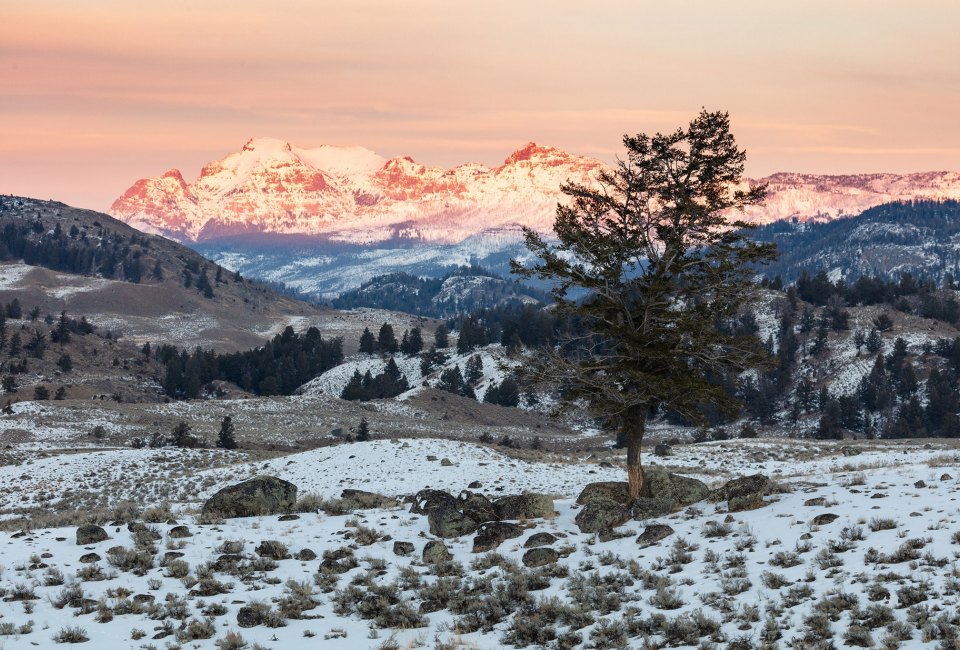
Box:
[79,552,101,564]
[654,443,672,457]
[168,525,192,538]
[457,491,498,524]
[255,540,290,560]
[631,497,672,521]
[575,501,631,534]
[636,524,674,546]
[804,497,827,507]
[722,474,771,512]
[237,606,264,628]
[278,514,300,521]
[422,540,452,564]
[522,547,559,567]
[392,541,415,556]
[428,506,479,538]
[576,482,629,506]
[340,489,394,509]
[295,548,317,561]
[647,468,710,509]
[213,554,242,572]
[812,513,839,526]
[471,522,522,553]
[201,476,297,519]
[409,489,458,515]
[524,532,558,548]
[76,524,108,546]
[914,480,926,489]
[493,493,555,520]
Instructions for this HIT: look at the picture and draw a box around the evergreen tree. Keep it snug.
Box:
[358,327,377,354]
[57,354,72,372]
[196,269,214,298]
[436,365,476,399]
[483,376,520,407]
[512,110,776,499]
[356,417,370,442]
[434,324,449,348]
[865,328,883,354]
[378,323,398,353]
[217,416,238,449]
[419,345,448,376]
[341,370,365,401]
[852,329,866,355]
[407,327,424,354]
[465,354,484,386]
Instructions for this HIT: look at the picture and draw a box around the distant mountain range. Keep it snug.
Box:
[108,138,960,295]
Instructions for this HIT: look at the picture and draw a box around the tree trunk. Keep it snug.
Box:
[624,406,649,501]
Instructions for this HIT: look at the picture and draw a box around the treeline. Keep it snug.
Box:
[156,326,343,398]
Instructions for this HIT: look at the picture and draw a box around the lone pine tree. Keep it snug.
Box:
[513,110,776,499]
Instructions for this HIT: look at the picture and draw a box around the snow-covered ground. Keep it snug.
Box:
[0,436,958,648]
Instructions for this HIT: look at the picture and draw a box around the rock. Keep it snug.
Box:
[213,553,243,573]
[598,528,632,543]
[654,443,672,457]
[392,541,415,556]
[647,468,711,509]
[237,606,263,628]
[457,491,498,524]
[804,497,827,507]
[428,506,479,538]
[340,489,394,509]
[295,548,317,561]
[840,446,862,456]
[493,493,555,520]
[79,552,101,564]
[409,489,458,515]
[637,524,674,546]
[468,481,482,489]
[168,525,192,538]
[522,547,559,567]
[914,480,927,489]
[524,532,558,548]
[941,473,953,481]
[132,594,155,605]
[812,513,839,526]
[76,524,108,545]
[162,551,185,563]
[255,540,290,560]
[422,540,452,564]
[471,522,522,553]
[278,514,300,521]
[576,481,630,506]
[575,501,631,534]
[201,476,297,519]
[722,474,771,512]
[426,455,438,462]
[440,458,454,466]
[631,498,672,521]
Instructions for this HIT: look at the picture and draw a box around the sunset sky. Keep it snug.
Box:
[2,0,958,211]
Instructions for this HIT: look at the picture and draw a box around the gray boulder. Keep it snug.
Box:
[76,524,108,545]
[722,474,772,512]
[493,493,554,520]
[576,482,630,506]
[201,476,297,519]
[392,541,415,556]
[422,540,452,564]
[524,532,558,548]
[522,547,560,567]
[168,525,192,538]
[654,443,672,457]
[457,491,498,524]
[647,468,710,509]
[631,497,672,521]
[575,501,631,534]
[427,506,479,538]
[637,524,674,546]
[409,489,458,515]
[471,521,522,553]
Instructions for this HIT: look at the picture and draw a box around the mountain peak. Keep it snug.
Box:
[241,138,293,154]
[503,142,564,165]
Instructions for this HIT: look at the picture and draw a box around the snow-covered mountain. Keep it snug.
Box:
[110,138,960,245]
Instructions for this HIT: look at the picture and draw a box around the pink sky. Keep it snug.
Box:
[2,0,959,211]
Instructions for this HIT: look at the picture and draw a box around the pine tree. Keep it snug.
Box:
[866,328,883,353]
[341,370,365,401]
[217,416,238,450]
[434,324,449,348]
[407,327,424,354]
[359,327,377,354]
[465,354,483,386]
[512,110,776,499]
[378,323,398,354]
[356,417,370,442]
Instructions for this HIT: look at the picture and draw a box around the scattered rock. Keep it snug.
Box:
[255,540,290,560]
[201,476,297,519]
[468,481,482,489]
[295,548,317,561]
[637,524,675,546]
[575,501,630,534]
[471,521,521,553]
[392,541,415,556]
[440,458,454,466]
[422,540,452,564]
[914,480,927,489]
[812,513,840,526]
[76,524,108,545]
[340,489,394,509]
[941,473,953,481]
[576,482,629,506]
[79,552,101,564]
[522,547,559,567]
[654,443,672,457]
[428,506,479,538]
[168,525,192,538]
[409,489,458,515]
[723,474,772,512]
[524,532,558,548]
[493,493,555,520]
